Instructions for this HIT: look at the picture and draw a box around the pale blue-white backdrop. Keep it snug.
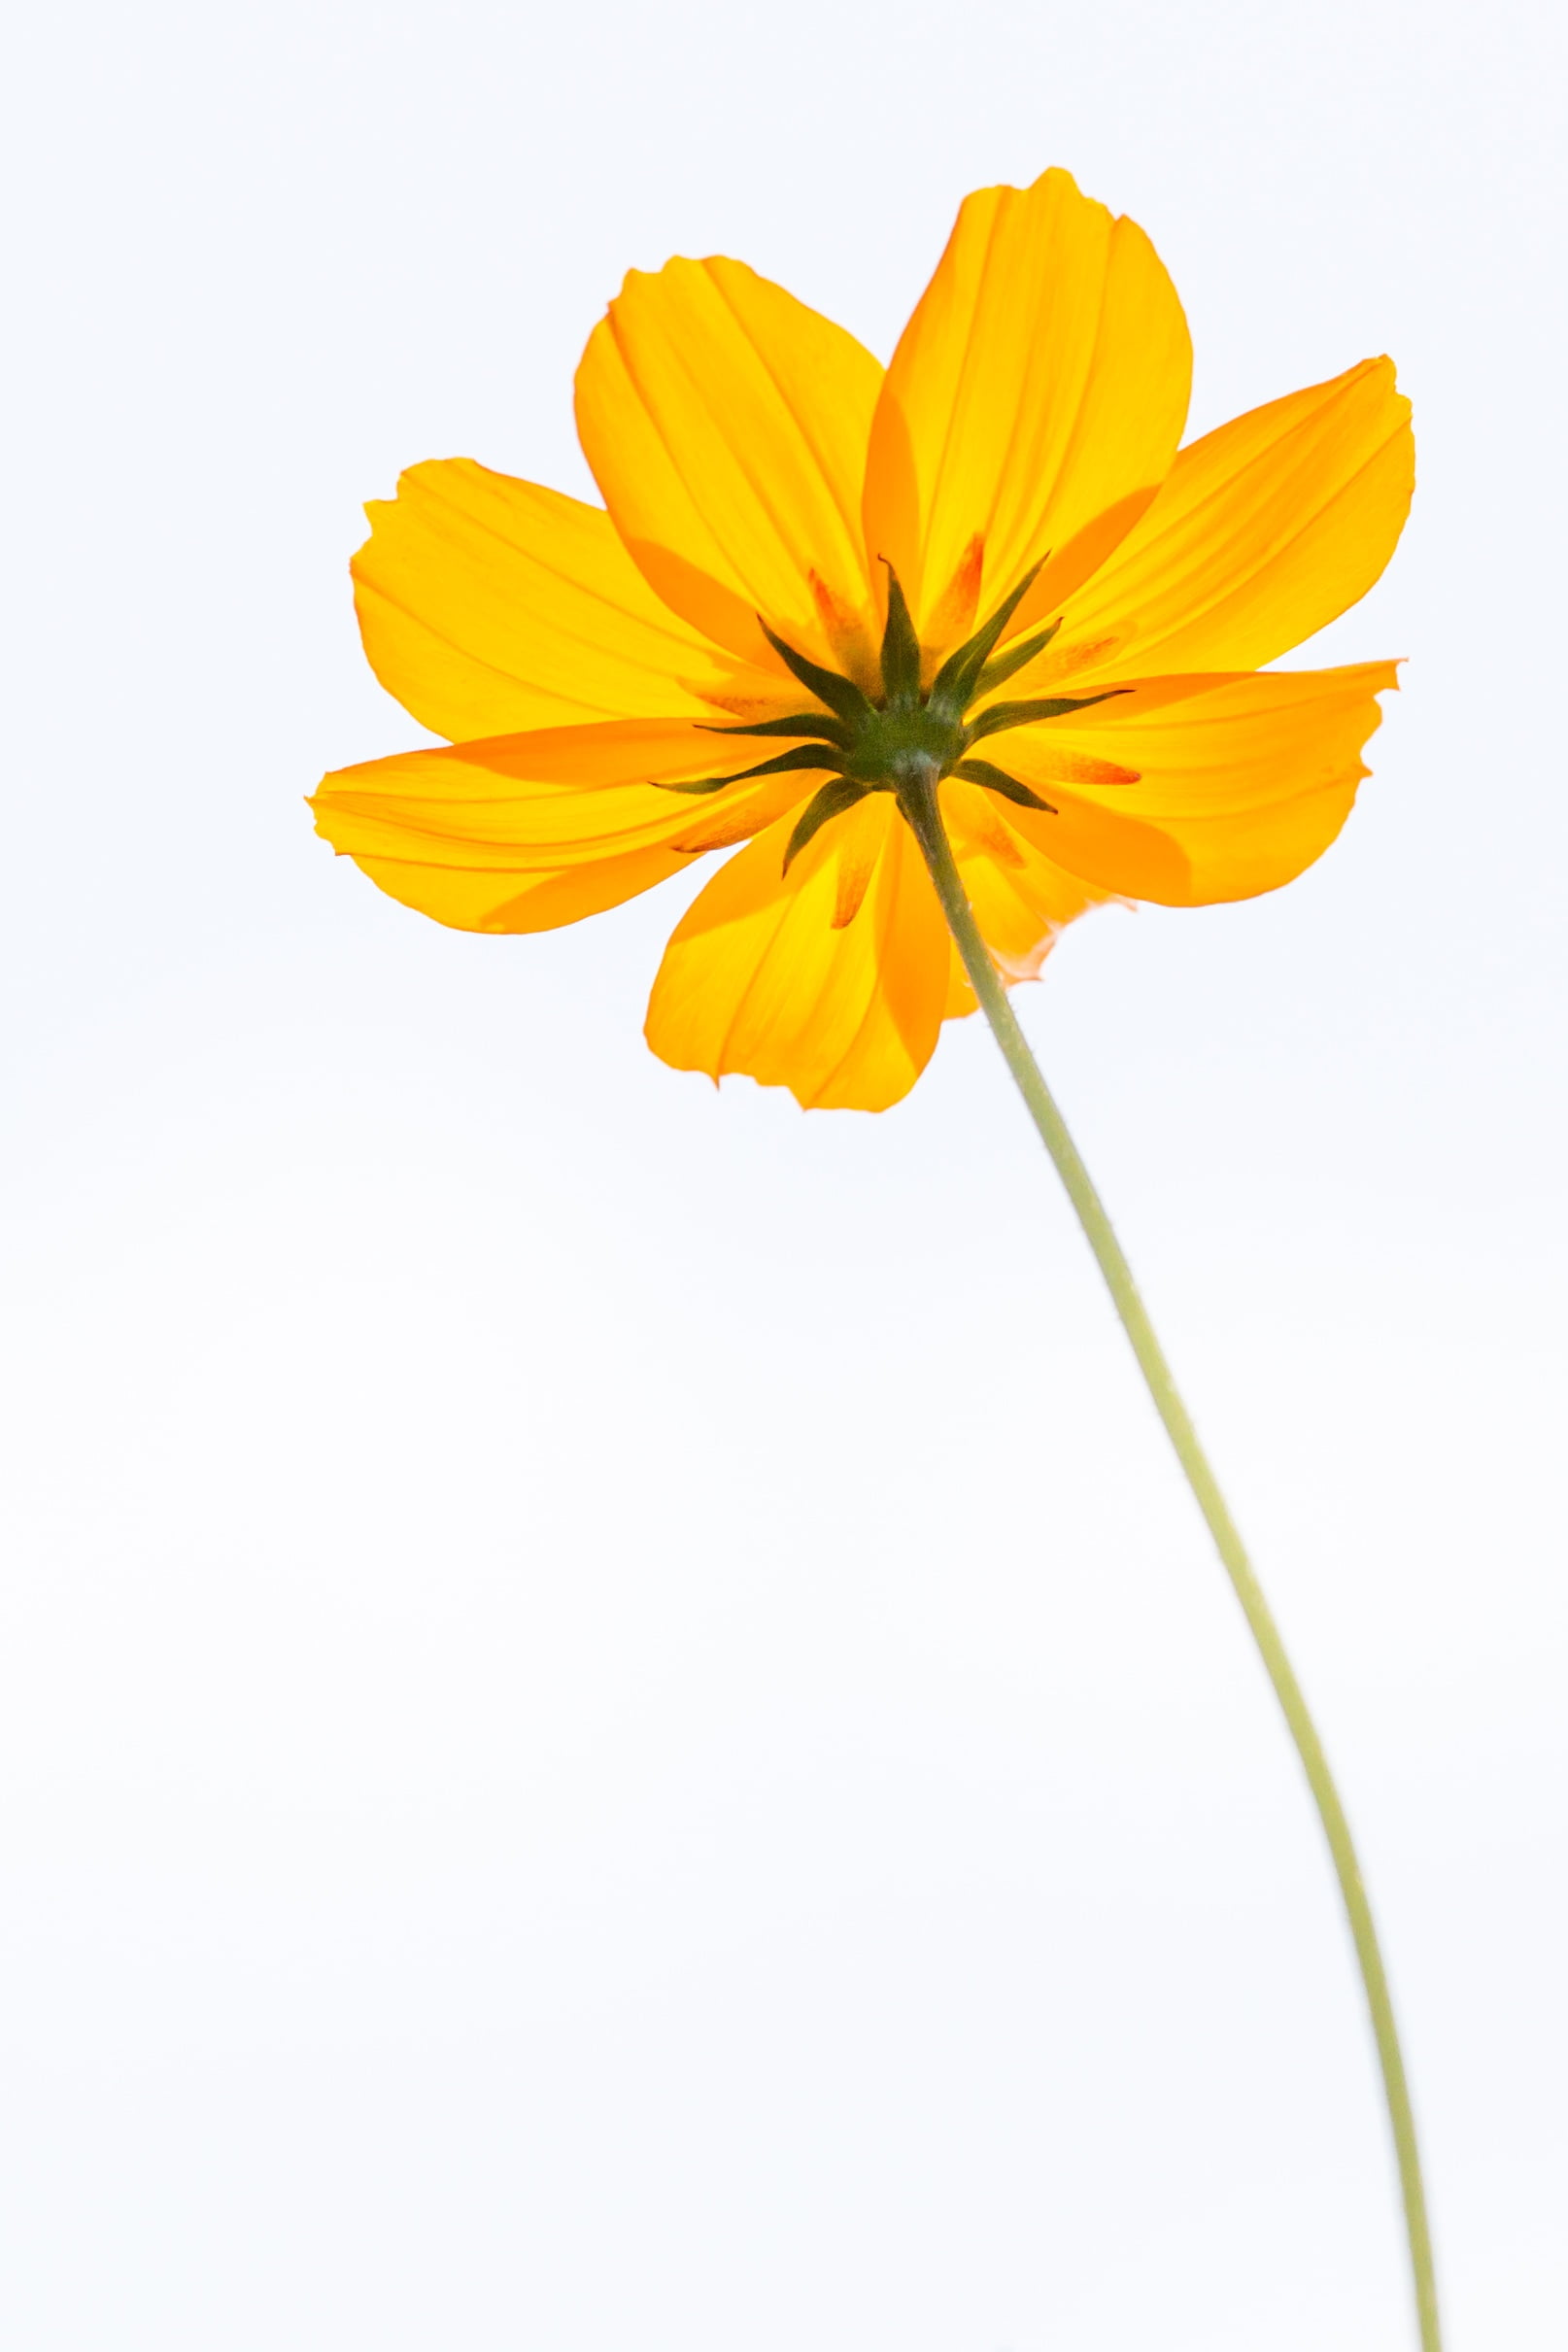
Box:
[2,0,1563,2344]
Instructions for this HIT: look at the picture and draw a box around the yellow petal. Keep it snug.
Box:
[1052,359,1414,679]
[862,167,1191,639]
[310,717,834,933]
[351,460,761,738]
[644,796,949,1111]
[940,778,1112,1016]
[574,257,884,674]
[993,664,1399,904]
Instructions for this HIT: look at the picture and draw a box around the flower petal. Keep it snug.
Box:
[574,257,884,675]
[351,460,753,738]
[310,717,833,933]
[862,167,1191,640]
[940,778,1112,1016]
[992,664,1399,904]
[644,796,949,1111]
[1053,359,1415,679]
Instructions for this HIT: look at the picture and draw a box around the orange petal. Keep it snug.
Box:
[862,167,1191,639]
[574,257,884,675]
[309,717,833,933]
[993,664,1399,904]
[939,778,1111,1016]
[1051,359,1415,680]
[352,462,762,736]
[644,796,949,1111]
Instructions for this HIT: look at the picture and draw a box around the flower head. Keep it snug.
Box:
[313,167,1412,1109]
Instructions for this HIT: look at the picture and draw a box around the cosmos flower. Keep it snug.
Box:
[312,166,1412,1110]
[311,168,1441,2342]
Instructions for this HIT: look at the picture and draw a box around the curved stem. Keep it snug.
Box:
[899,767,1442,2352]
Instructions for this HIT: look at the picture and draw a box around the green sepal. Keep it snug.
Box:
[655,743,846,797]
[781,777,870,872]
[758,619,875,728]
[965,688,1128,743]
[952,758,1058,815]
[877,563,922,706]
[927,560,1045,715]
[699,712,854,749]
[972,617,1062,698]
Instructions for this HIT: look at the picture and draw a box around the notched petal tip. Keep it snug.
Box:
[644,798,949,1113]
[864,168,1192,638]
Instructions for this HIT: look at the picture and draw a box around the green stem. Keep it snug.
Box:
[899,767,1442,2352]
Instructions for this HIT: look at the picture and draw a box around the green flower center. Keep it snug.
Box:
[842,697,967,787]
[658,560,1125,873]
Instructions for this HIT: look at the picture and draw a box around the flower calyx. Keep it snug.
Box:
[658,561,1126,873]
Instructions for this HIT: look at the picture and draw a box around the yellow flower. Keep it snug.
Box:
[312,166,1413,1112]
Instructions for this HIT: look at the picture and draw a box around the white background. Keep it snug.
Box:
[2,1,1564,2344]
